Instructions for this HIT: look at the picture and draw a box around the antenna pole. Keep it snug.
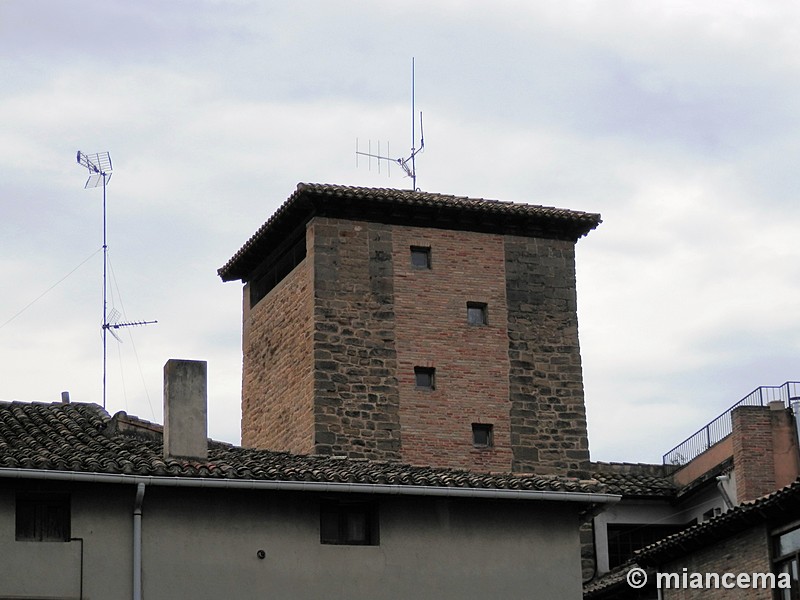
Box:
[355,58,424,191]
[411,57,416,191]
[102,171,108,409]
[77,150,155,410]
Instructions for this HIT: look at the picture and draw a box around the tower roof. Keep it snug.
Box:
[218,183,602,282]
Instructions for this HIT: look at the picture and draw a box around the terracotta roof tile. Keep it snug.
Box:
[218,183,602,281]
[635,478,800,565]
[0,401,606,495]
[590,462,677,497]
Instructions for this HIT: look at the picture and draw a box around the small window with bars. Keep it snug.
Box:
[16,493,70,542]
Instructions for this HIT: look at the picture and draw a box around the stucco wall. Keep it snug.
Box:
[0,480,135,600]
[0,480,587,600]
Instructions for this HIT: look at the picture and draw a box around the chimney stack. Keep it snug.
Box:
[163,359,208,461]
[61,391,70,404]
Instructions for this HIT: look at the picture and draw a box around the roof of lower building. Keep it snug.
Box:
[590,462,677,497]
[583,561,653,599]
[635,477,800,566]
[218,183,602,282]
[0,400,609,497]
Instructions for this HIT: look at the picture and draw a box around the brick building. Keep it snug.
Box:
[634,479,800,600]
[583,383,800,599]
[218,183,602,476]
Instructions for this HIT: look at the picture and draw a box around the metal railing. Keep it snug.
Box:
[662,382,800,466]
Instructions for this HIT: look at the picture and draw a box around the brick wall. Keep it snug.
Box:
[732,406,776,503]
[505,236,589,476]
[392,226,514,472]
[241,246,314,453]
[661,526,772,600]
[239,216,590,474]
[310,218,402,460]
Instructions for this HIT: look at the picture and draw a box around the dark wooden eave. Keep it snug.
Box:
[218,182,602,283]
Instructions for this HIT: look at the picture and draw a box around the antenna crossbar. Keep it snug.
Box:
[104,320,158,330]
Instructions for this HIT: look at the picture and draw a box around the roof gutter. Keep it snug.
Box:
[0,467,620,505]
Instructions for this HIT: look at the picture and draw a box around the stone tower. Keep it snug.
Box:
[218,183,601,476]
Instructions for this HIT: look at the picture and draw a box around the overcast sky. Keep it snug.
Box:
[1,1,798,464]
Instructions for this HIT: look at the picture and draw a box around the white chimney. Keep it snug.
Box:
[163,359,208,461]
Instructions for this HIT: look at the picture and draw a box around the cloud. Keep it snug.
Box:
[2,0,799,462]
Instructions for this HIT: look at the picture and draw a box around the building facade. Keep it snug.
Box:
[583,383,800,599]
[0,361,619,600]
[219,183,602,476]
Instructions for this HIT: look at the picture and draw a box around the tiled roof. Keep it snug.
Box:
[635,477,800,566]
[0,401,607,495]
[590,462,677,497]
[218,183,602,281]
[583,561,651,599]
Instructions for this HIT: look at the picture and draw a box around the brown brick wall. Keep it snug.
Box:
[239,216,590,475]
[661,526,772,600]
[310,218,402,460]
[241,245,314,453]
[732,406,776,503]
[392,226,513,472]
[505,236,589,476]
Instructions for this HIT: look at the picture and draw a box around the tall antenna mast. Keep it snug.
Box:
[356,57,425,190]
[76,151,156,409]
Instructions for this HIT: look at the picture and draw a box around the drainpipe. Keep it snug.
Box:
[133,483,146,600]
[791,397,800,449]
[716,474,734,510]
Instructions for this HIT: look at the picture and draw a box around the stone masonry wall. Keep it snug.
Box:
[310,217,402,460]
[392,226,513,472]
[661,526,772,600]
[241,246,314,453]
[505,236,590,476]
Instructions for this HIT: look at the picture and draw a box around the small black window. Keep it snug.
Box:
[607,524,685,569]
[320,500,379,545]
[16,493,70,542]
[472,423,493,447]
[467,302,488,325]
[410,246,431,269]
[414,367,435,390]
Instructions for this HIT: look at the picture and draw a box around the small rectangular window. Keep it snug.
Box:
[410,246,431,269]
[320,500,379,545]
[467,302,488,325]
[414,367,435,390]
[16,493,70,542]
[472,423,493,447]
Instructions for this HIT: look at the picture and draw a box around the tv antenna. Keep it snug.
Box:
[356,57,425,191]
[76,151,156,409]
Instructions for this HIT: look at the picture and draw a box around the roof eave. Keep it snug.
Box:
[217,183,601,283]
[0,466,621,504]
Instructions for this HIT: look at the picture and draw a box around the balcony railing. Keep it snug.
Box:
[662,382,800,466]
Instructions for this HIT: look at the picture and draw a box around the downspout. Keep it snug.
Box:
[133,483,146,600]
[716,474,734,510]
[791,397,800,450]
